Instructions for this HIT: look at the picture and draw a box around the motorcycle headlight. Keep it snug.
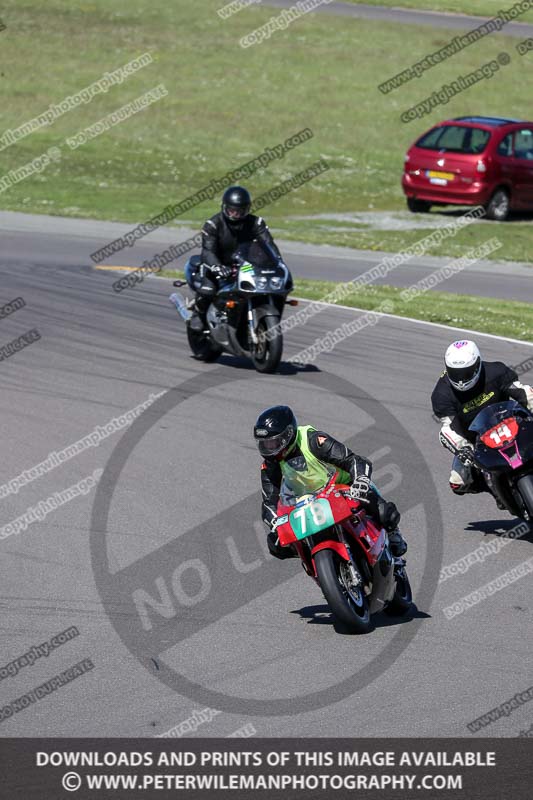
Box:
[255,276,268,290]
[269,276,284,290]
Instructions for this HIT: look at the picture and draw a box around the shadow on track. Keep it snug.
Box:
[213,354,320,375]
[465,518,533,542]
[291,603,430,635]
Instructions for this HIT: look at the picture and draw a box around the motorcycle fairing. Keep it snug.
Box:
[497,442,524,470]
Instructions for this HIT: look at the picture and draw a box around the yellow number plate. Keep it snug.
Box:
[427,170,454,180]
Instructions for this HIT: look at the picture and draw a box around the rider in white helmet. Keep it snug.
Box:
[431,340,533,496]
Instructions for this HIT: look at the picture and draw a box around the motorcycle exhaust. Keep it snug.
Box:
[169,292,192,322]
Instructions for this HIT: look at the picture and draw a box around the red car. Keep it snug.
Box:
[402,116,533,220]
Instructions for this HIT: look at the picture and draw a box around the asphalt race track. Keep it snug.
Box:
[2,211,532,304]
[264,0,533,37]
[0,225,532,739]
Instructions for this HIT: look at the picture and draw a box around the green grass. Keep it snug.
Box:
[293,279,533,342]
[343,0,533,22]
[1,0,533,263]
[159,269,533,342]
[270,215,533,264]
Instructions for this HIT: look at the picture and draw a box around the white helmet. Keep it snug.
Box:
[445,340,482,391]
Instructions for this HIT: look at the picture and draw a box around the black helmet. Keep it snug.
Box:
[222,186,251,225]
[254,405,297,458]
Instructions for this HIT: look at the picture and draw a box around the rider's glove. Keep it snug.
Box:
[350,474,371,503]
[457,445,475,467]
[210,264,233,281]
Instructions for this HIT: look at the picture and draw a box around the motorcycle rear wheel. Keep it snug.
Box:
[251,317,282,374]
[314,549,371,634]
[384,563,412,616]
[516,474,533,523]
[186,326,222,362]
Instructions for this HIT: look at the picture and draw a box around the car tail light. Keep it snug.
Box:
[476,160,487,173]
[480,417,518,448]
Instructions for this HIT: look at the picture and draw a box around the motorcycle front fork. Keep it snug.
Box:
[247,300,258,346]
[336,528,370,594]
[303,528,371,594]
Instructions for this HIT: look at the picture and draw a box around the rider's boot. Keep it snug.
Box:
[189,297,208,332]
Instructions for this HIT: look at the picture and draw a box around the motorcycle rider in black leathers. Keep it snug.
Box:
[431,340,533,496]
[253,405,407,559]
[189,186,288,331]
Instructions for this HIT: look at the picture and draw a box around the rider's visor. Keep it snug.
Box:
[255,427,294,458]
[224,204,249,220]
[447,358,480,386]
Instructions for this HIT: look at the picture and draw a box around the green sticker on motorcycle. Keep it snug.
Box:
[289,498,334,540]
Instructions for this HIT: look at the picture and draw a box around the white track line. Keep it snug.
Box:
[293,297,533,348]
[94,265,533,348]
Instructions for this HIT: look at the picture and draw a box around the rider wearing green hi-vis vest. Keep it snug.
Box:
[279,425,352,496]
[253,405,407,560]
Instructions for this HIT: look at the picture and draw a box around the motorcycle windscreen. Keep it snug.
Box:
[232,240,279,270]
[469,400,527,435]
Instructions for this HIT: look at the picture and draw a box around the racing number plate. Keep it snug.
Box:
[289,498,334,540]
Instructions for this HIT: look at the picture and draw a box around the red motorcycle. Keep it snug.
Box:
[275,472,412,633]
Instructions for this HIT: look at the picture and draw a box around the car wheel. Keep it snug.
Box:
[407,198,431,213]
[485,188,510,221]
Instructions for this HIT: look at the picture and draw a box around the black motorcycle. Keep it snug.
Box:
[171,240,294,373]
[469,400,533,521]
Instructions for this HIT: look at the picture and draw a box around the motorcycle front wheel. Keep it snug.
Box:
[251,317,282,374]
[186,325,222,362]
[314,549,371,634]
[516,474,533,523]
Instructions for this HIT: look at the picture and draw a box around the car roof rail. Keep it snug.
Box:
[452,116,525,126]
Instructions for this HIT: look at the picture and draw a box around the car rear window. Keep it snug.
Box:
[415,125,491,154]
